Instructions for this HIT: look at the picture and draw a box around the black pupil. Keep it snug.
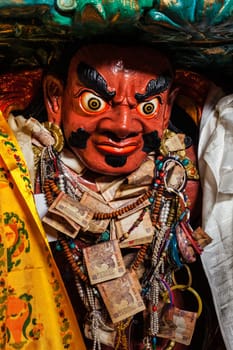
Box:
[143,103,154,114]
[89,98,100,110]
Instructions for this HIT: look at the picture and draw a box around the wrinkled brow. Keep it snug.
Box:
[77,62,116,101]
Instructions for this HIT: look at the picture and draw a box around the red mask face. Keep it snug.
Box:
[49,44,175,175]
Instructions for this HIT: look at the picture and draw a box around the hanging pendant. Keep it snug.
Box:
[163,158,187,194]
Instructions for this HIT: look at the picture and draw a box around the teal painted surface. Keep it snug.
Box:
[0,1,231,26]
[152,0,198,23]
[0,1,232,33]
[143,0,233,41]
[0,0,153,25]
[0,0,232,79]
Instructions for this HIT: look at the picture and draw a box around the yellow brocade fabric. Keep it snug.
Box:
[0,111,86,349]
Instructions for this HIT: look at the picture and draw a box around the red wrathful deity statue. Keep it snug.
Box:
[2,43,215,350]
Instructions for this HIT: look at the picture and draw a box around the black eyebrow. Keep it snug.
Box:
[77,62,116,101]
[135,75,172,102]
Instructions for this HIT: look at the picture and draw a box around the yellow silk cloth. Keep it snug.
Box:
[0,111,86,350]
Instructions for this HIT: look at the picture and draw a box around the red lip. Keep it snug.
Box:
[95,140,140,155]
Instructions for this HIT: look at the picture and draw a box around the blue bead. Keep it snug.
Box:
[142,287,149,295]
[69,242,76,249]
[55,243,62,251]
[101,231,110,241]
[157,162,163,170]
[152,336,157,349]
[155,160,163,170]
[182,158,189,166]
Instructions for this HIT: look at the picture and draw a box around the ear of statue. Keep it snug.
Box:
[163,86,180,130]
[43,75,64,126]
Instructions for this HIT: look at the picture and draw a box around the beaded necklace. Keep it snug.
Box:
[36,127,201,350]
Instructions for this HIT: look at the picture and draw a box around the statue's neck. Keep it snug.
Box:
[77,170,100,192]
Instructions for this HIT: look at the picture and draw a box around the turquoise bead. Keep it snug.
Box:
[152,336,157,349]
[55,243,62,251]
[156,161,163,170]
[69,242,76,249]
[182,158,189,166]
[101,231,110,241]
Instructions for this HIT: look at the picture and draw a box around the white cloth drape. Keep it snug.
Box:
[198,89,233,350]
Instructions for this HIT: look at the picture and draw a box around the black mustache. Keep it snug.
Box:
[142,131,161,153]
[68,128,90,149]
[68,128,161,170]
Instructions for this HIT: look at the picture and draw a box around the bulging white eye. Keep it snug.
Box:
[80,91,108,113]
[137,97,160,118]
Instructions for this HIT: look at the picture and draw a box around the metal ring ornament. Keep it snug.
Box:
[171,264,192,288]
[42,121,64,153]
[169,284,203,318]
[162,158,187,194]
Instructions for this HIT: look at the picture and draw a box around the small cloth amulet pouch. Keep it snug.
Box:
[175,223,196,263]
